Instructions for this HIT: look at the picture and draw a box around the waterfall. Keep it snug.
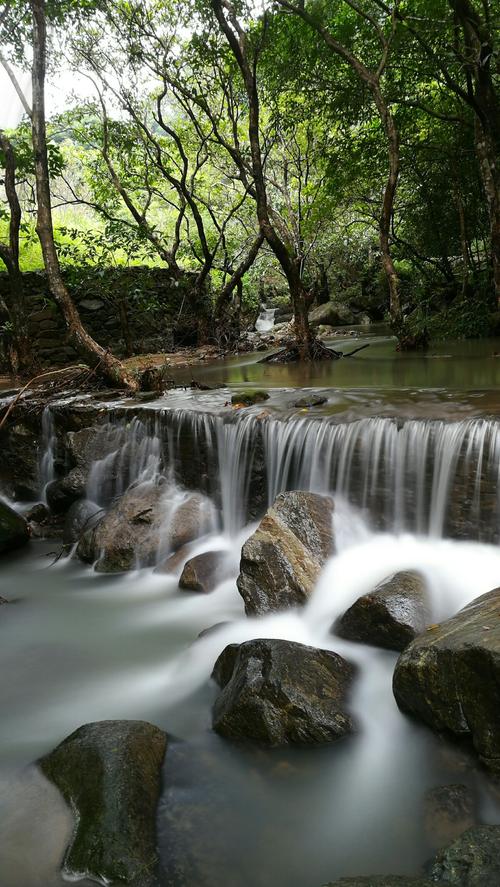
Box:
[62,406,500,543]
[255,306,276,332]
[38,407,56,502]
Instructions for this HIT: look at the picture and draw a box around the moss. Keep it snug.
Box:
[231,389,270,406]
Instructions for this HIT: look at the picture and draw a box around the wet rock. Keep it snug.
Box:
[308,301,355,328]
[323,879,432,886]
[166,494,216,553]
[197,621,230,639]
[393,588,500,771]
[25,503,49,524]
[212,638,355,746]
[231,389,270,406]
[424,784,478,851]
[39,720,167,887]
[0,421,40,499]
[0,595,7,605]
[46,468,86,513]
[335,571,429,651]
[155,543,193,575]
[430,825,500,885]
[77,483,214,573]
[0,500,29,555]
[293,394,328,408]
[179,550,229,593]
[62,500,103,545]
[237,491,334,615]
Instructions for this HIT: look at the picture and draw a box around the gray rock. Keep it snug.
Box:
[212,638,355,746]
[309,302,355,328]
[0,500,29,555]
[430,825,500,885]
[393,588,500,771]
[335,571,429,651]
[0,421,40,499]
[179,550,229,593]
[237,491,334,615]
[79,298,105,311]
[424,784,478,852]
[77,483,214,573]
[40,720,167,887]
[46,468,86,514]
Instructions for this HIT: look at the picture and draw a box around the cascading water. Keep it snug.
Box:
[38,406,56,502]
[5,397,500,886]
[255,305,277,332]
[70,406,500,542]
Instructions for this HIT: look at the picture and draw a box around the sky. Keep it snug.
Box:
[0,61,93,129]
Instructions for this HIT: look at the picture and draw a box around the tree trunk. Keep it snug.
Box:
[215,231,264,323]
[372,87,401,324]
[0,132,33,374]
[30,0,138,391]
[211,0,316,359]
[475,123,500,307]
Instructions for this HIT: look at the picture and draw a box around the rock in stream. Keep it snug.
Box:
[237,491,334,615]
[393,588,500,771]
[0,500,29,555]
[39,719,167,887]
[212,638,356,746]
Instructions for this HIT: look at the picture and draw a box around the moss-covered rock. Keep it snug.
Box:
[430,825,500,885]
[0,500,29,555]
[231,389,270,406]
[39,719,167,887]
[212,638,356,746]
[393,588,500,770]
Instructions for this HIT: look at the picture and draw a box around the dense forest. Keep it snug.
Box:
[0,0,499,384]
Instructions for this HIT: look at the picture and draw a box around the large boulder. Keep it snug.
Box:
[179,550,229,593]
[237,491,334,615]
[335,571,429,651]
[393,588,500,771]
[46,468,86,514]
[430,825,500,885]
[212,638,356,746]
[0,421,40,499]
[77,482,215,572]
[0,500,29,555]
[40,720,167,887]
[308,302,355,328]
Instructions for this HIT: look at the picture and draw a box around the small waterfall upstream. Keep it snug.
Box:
[255,306,277,332]
[72,407,500,543]
[38,407,56,502]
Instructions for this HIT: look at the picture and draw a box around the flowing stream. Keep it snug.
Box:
[2,339,500,886]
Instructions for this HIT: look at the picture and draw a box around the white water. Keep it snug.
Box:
[255,306,276,332]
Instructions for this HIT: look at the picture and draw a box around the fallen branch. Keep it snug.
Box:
[342,343,371,358]
[0,365,89,432]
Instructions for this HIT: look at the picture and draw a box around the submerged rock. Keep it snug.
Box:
[293,393,328,408]
[424,784,478,851]
[430,825,500,885]
[393,588,500,770]
[76,482,215,572]
[237,491,334,615]
[212,638,355,746]
[0,500,29,555]
[335,571,429,651]
[179,550,229,593]
[231,389,270,406]
[40,720,167,887]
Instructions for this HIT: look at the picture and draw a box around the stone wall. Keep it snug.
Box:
[0,267,202,369]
